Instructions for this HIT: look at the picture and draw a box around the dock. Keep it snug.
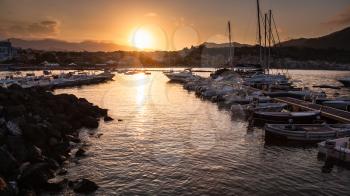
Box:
[274,97,350,123]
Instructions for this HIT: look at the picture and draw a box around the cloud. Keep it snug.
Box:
[324,6,350,26]
[145,12,158,17]
[0,20,60,38]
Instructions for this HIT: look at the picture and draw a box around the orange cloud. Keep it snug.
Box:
[0,20,60,38]
[324,6,350,26]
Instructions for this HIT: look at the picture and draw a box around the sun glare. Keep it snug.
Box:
[132,28,153,50]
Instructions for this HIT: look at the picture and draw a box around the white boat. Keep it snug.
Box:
[164,69,198,83]
[318,137,350,163]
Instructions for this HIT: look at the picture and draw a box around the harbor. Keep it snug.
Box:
[1,0,350,195]
[54,69,350,195]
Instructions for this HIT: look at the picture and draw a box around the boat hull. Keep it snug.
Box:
[253,111,320,126]
[339,79,350,87]
[265,124,350,144]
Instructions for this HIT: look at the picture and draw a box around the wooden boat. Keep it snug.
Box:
[265,124,350,143]
[253,111,320,125]
[322,100,350,111]
[318,137,350,164]
[245,102,287,112]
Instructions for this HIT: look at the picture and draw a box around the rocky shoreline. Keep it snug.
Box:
[0,85,111,195]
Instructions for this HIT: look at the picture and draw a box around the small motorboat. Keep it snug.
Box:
[265,124,350,143]
[338,78,350,87]
[322,100,350,111]
[164,69,198,83]
[219,95,271,108]
[253,111,321,125]
[318,137,350,164]
[245,102,288,112]
[124,70,138,75]
[265,90,326,101]
[312,84,341,89]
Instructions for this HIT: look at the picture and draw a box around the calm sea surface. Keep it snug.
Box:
[48,69,350,195]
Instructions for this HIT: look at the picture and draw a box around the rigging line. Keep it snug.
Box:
[272,13,281,46]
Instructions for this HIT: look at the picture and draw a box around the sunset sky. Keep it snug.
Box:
[1,0,350,50]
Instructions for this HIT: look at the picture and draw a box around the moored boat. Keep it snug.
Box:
[265,124,350,143]
[338,78,350,87]
[253,111,321,125]
[164,69,199,83]
[322,100,350,111]
[318,137,350,164]
[245,102,288,112]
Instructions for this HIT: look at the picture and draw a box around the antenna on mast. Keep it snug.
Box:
[228,21,233,67]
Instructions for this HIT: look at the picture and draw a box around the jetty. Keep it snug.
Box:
[0,70,115,90]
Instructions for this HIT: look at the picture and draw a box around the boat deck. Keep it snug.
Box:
[274,97,350,123]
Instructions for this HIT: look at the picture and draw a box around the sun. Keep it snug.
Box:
[132,28,153,50]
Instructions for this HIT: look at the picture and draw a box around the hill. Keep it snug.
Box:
[280,26,350,51]
[9,38,134,52]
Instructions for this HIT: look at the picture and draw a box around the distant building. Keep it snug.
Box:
[0,40,17,62]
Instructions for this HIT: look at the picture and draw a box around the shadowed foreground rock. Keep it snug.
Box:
[0,85,107,195]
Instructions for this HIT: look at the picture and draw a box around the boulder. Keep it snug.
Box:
[19,162,54,189]
[75,148,86,157]
[6,121,22,136]
[43,178,67,192]
[104,116,114,122]
[6,136,42,163]
[0,146,18,177]
[81,116,99,129]
[65,135,81,143]
[5,105,26,119]
[57,168,68,176]
[70,179,99,194]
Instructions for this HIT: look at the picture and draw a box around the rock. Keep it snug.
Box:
[65,135,81,143]
[0,177,10,196]
[19,162,54,190]
[104,116,114,122]
[6,121,22,136]
[5,105,26,119]
[0,146,18,177]
[118,119,123,122]
[75,148,86,157]
[0,178,19,196]
[6,136,42,163]
[21,123,48,149]
[57,168,68,176]
[49,137,59,147]
[43,178,67,192]
[81,116,99,129]
[70,179,99,194]
[96,133,103,138]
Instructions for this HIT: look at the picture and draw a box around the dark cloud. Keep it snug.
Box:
[324,6,350,26]
[0,20,60,38]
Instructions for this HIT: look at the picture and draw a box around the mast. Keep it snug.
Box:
[264,13,267,73]
[268,9,272,75]
[228,21,233,67]
[257,0,262,64]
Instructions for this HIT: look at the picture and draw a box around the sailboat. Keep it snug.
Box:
[243,0,290,89]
